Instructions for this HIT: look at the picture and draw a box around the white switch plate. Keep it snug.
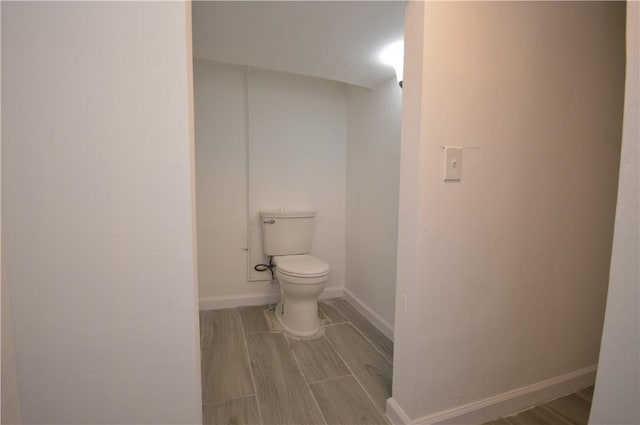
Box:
[444,146,463,181]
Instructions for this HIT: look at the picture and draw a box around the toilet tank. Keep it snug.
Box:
[260,211,316,256]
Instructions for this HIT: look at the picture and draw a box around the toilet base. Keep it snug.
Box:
[275,301,320,337]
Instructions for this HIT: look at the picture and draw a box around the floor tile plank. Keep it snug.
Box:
[318,301,347,325]
[575,386,594,403]
[246,332,325,425]
[333,299,393,361]
[287,335,350,383]
[505,405,573,425]
[200,309,255,403]
[311,375,389,425]
[203,396,261,425]
[262,305,284,332]
[239,306,270,334]
[484,419,511,425]
[545,394,592,425]
[324,323,392,412]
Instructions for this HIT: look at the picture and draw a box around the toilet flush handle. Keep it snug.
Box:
[263,219,275,224]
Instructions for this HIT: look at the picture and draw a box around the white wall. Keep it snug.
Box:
[195,60,347,308]
[1,3,24,421]
[391,1,625,422]
[346,79,402,329]
[2,278,23,425]
[391,2,427,418]
[2,3,201,423]
[194,61,258,305]
[590,2,640,423]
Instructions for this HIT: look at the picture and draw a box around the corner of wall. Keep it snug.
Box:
[589,1,640,423]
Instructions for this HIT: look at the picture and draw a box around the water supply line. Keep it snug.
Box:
[254,256,275,280]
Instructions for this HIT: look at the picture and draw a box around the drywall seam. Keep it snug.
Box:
[386,365,597,425]
[245,66,270,283]
[344,288,394,339]
[199,287,345,311]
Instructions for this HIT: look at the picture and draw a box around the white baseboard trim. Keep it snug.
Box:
[387,398,413,425]
[386,365,597,425]
[199,292,280,310]
[199,286,345,310]
[343,288,394,340]
[321,286,345,300]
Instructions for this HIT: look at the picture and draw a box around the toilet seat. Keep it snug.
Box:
[274,255,329,279]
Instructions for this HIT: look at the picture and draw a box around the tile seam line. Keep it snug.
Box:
[239,310,266,425]
[285,331,351,385]
[538,405,575,425]
[307,371,353,386]
[287,333,331,425]
[202,393,258,406]
[323,324,391,421]
[335,301,393,363]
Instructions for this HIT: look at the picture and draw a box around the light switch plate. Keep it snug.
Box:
[444,146,463,181]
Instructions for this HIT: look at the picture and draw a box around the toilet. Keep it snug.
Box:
[260,211,329,337]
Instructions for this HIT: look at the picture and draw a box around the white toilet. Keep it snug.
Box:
[260,210,329,337]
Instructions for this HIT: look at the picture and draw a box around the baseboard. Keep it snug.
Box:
[199,292,280,310]
[386,365,597,425]
[387,398,413,425]
[199,286,345,310]
[320,286,345,300]
[343,288,394,340]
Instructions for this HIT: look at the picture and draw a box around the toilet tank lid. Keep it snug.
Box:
[260,210,316,219]
[274,255,329,276]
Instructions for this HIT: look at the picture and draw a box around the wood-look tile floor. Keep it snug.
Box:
[200,299,393,425]
[483,386,594,425]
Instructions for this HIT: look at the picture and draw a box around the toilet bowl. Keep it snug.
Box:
[274,254,329,337]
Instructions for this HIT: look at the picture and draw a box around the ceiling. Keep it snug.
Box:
[192,1,406,89]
